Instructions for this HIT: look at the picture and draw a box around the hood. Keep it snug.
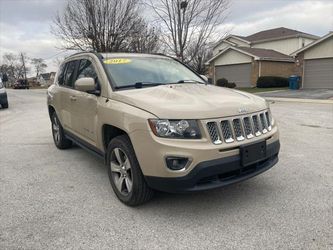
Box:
[111,84,267,119]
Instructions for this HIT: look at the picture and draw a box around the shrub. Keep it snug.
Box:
[227,82,236,88]
[256,76,289,88]
[216,78,228,87]
[216,78,236,88]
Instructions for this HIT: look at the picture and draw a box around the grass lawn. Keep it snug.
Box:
[236,87,288,93]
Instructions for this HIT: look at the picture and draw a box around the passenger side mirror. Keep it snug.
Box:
[75,77,99,95]
[200,75,209,83]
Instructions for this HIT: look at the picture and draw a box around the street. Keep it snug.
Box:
[1,89,333,249]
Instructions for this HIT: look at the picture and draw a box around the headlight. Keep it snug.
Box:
[148,119,201,139]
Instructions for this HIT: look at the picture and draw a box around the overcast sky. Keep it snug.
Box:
[0,0,332,75]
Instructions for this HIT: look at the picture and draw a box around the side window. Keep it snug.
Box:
[57,64,66,85]
[63,61,77,88]
[77,59,98,80]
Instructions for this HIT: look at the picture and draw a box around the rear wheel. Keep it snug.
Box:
[51,112,72,149]
[107,135,154,206]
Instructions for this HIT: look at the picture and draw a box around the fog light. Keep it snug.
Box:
[165,157,189,170]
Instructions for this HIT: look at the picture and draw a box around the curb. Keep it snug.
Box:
[262,97,333,104]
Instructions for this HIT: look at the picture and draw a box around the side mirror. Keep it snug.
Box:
[200,75,208,83]
[75,77,96,92]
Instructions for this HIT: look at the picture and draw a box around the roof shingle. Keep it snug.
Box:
[244,27,318,42]
[238,47,293,60]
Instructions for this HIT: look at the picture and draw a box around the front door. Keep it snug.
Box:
[70,59,99,145]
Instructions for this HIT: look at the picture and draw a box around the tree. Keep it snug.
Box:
[18,52,29,80]
[146,0,229,67]
[2,53,17,81]
[127,18,161,53]
[187,42,213,74]
[31,58,47,77]
[52,0,159,53]
[1,53,29,83]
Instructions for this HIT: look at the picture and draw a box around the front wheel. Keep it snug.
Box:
[107,135,154,206]
[51,112,72,149]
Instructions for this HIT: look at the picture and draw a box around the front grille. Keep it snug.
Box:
[205,110,272,144]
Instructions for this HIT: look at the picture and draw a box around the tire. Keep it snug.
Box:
[106,135,154,206]
[2,102,8,109]
[51,112,72,149]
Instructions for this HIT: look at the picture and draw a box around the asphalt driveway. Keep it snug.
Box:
[1,89,333,249]
[258,88,333,99]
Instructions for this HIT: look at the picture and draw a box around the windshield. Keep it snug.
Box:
[102,57,204,88]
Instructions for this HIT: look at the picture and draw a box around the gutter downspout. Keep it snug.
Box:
[259,60,262,77]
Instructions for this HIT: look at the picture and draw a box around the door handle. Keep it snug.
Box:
[70,95,77,101]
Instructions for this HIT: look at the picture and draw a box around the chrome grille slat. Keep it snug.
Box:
[243,117,254,139]
[221,120,234,143]
[232,119,245,141]
[260,113,268,134]
[206,122,222,144]
[265,111,272,131]
[252,115,262,136]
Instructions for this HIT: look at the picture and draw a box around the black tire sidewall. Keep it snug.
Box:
[106,136,145,204]
[51,112,71,149]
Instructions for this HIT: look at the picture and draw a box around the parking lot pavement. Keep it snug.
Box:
[258,88,333,100]
[1,89,333,249]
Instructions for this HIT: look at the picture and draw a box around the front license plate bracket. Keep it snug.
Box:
[240,140,267,167]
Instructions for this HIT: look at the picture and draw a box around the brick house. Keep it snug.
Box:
[207,27,319,87]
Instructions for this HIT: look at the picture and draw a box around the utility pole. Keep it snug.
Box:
[20,52,27,80]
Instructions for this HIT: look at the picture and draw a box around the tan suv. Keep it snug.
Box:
[47,52,280,206]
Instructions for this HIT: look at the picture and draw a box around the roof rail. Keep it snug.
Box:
[65,50,103,59]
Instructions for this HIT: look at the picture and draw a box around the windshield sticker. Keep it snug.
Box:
[104,58,131,64]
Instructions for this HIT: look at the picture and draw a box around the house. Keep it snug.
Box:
[27,77,37,86]
[292,32,333,88]
[207,27,319,87]
[37,72,56,86]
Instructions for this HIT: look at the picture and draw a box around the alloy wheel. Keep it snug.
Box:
[110,148,133,195]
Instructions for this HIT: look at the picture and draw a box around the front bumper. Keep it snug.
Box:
[0,92,8,105]
[145,140,280,193]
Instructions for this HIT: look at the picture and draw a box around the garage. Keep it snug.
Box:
[303,58,333,88]
[215,63,252,87]
[293,32,333,89]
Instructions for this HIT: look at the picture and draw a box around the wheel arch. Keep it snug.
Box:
[102,124,129,152]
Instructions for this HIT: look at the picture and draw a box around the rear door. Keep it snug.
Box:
[57,60,79,132]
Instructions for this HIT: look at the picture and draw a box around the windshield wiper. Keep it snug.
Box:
[176,80,204,84]
[115,82,163,89]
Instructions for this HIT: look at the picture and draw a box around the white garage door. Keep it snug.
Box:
[215,63,252,88]
[303,58,333,88]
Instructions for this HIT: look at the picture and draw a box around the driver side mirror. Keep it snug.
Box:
[74,77,100,95]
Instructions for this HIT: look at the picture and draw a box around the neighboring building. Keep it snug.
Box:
[292,32,333,88]
[37,72,56,86]
[208,27,319,87]
[27,77,37,87]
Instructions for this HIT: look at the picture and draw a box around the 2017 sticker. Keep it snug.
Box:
[104,58,132,64]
